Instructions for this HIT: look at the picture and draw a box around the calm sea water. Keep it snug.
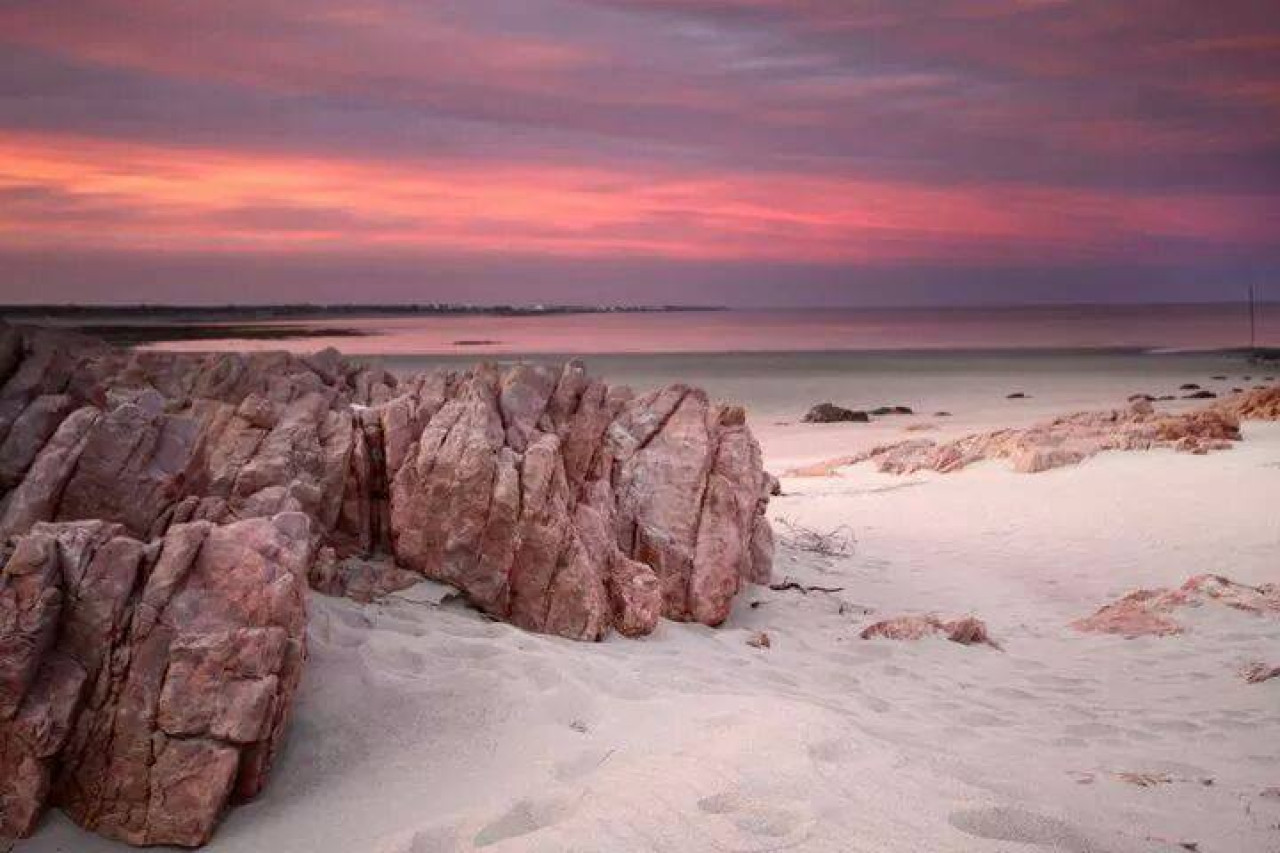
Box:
[131,303,1279,463]
[153,303,1277,357]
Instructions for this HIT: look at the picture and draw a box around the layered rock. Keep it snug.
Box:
[0,323,774,844]
[1072,574,1280,638]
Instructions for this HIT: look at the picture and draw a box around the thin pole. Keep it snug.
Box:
[1249,283,1257,352]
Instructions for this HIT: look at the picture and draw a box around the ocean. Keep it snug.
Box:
[136,302,1277,358]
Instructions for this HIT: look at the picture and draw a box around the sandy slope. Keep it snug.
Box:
[24,392,1280,853]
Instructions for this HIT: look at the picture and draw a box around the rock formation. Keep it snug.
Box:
[1072,574,1280,638]
[0,324,775,845]
[0,513,311,845]
[790,389,1280,477]
[1217,386,1280,420]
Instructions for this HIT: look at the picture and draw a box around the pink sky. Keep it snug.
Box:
[1,1,1277,305]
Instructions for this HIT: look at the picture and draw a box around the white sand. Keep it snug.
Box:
[24,361,1280,853]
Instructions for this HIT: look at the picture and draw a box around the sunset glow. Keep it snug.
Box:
[1,1,1278,304]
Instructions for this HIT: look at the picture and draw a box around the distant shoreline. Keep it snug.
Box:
[0,303,726,321]
[65,324,373,345]
[1,302,1273,353]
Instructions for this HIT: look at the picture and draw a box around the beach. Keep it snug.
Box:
[9,0,1280,848]
[18,333,1279,853]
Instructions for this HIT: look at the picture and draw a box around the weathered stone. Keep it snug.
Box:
[791,401,1248,477]
[0,407,100,540]
[308,549,420,604]
[1072,574,1280,638]
[802,403,868,423]
[0,514,311,847]
[0,324,775,846]
[0,394,76,489]
[57,403,202,537]
[861,614,999,648]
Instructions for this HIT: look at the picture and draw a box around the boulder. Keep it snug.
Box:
[802,403,868,423]
[860,614,999,648]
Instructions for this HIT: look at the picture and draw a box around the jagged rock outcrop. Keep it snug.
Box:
[1,513,311,846]
[382,364,771,637]
[1072,574,1280,638]
[0,324,772,637]
[0,323,774,845]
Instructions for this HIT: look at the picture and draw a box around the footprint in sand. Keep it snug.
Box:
[447,641,503,662]
[552,747,618,783]
[948,806,1107,853]
[696,791,810,844]
[807,737,857,764]
[857,694,892,713]
[379,824,464,853]
[473,795,576,848]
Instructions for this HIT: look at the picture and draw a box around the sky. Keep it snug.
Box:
[1,0,1278,307]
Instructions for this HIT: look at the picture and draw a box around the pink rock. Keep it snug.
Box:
[0,407,100,540]
[0,325,776,846]
[792,400,1246,477]
[0,513,311,846]
[1216,387,1280,421]
[1072,574,1280,638]
[860,614,1000,648]
[1243,662,1280,684]
[308,549,422,604]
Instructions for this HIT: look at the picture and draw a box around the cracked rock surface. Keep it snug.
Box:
[0,324,774,845]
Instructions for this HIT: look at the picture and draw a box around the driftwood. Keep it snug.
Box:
[775,518,856,557]
[768,578,845,594]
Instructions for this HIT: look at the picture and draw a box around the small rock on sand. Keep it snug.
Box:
[1243,662,1280,684]
[802,403,868,423]
[860,614,999,649]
